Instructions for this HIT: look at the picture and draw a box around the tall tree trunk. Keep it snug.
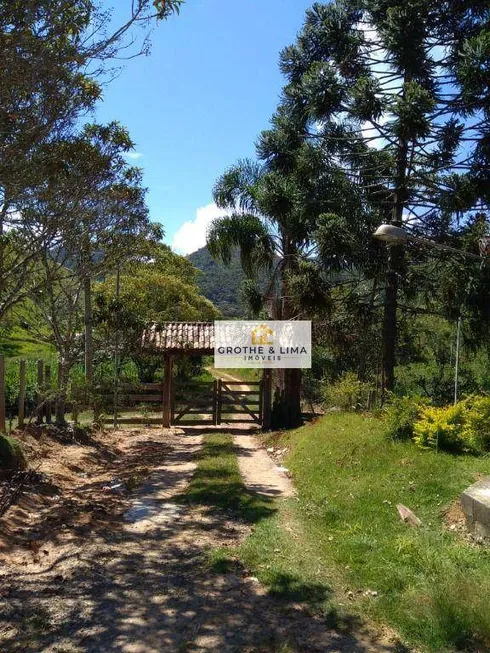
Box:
[55,356,71,426]
[381,247,400,393]
[284,368,303,426]
[382,132,408,395]
[84,275,93,384]
[270,242,303,429]
[0,202,6,313]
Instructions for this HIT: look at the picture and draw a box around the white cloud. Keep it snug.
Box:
[124,151,143,160]
[172,202,230,255]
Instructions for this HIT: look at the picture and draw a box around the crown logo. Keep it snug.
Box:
[251,324,274,346]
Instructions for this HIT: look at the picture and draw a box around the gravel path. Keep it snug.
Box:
[0,428,400,653]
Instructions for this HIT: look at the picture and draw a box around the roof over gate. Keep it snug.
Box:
[143,322,215,355]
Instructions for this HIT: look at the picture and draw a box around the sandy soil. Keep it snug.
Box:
[0,426,402,652]
[234,432,294,499]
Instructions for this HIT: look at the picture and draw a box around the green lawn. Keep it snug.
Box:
[184,415,490,651]
[237,414,490,652]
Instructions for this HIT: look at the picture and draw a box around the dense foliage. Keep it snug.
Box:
[385,393,490,455]
[96,244,219,381]
[188,247,255,317]
[206,0,490,414]
[0,1,219,427]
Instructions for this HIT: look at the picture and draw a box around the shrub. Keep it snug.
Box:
[384,395,429,441]
[323,372,372,412]
[461,395,490,453]
[413,403,473,454]
[395,361,464,406]
[0,435,27,471]
[70,378,114,428]
[412,395,490,455]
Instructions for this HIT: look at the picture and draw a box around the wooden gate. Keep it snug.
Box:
[172,380,217,426]
[171,379,266,426]
[217,380,262,425]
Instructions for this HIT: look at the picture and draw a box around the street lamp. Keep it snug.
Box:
[374,223,487,404]
[373,224,410,245]
[373,224,485,261]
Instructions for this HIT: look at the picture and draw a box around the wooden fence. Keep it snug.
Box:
[0,355,67,432]
[0,355,274,431]
[105,382,164,425]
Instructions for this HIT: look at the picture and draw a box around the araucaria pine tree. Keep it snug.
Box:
[278,0,490,391]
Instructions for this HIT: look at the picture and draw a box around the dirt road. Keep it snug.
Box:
[0,427,399,652]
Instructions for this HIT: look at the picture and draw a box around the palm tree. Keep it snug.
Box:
[207,146,332,428]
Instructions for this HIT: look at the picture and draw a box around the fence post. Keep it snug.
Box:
[217,378,222,426]
[212,380,218,426]
[262,369,272,431]
[18,360,26,428]
[36,360,44,425]
[259,377,264,424]
[0,355,5,433]
[162,353,173,428]
[45,365,52,424]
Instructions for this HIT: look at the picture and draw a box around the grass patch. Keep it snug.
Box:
[239,413,490,652]
[0,326,55,358]
[204,547,240,574]
[187,433,338,615]
[184,433,275,523]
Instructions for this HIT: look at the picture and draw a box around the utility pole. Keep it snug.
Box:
[113,265,121,429]
[454,317,462,405]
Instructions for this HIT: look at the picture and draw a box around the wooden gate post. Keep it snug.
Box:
[18,360,26,428]
[212,379,218,426]
[217,378,222,425]
[0,355,5,433]
[262,369,272,430]
[162,353,173,428]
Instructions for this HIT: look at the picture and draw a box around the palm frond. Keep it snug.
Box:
[206,213,275,277]
[240,280,265,317]
[213,159,264,213]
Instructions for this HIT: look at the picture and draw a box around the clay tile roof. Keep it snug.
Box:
[143,322,215,353]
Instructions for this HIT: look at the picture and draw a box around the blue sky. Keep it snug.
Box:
[94,0,313,254]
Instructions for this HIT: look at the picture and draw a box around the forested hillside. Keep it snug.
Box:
[188,247,248,317]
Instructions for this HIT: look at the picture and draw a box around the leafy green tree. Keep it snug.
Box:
[95,244,219,381]
[22,253,84,425]
[14,121,155,421]
[60,122,155,383]
[0,0,183,321]
[17,122,156,383]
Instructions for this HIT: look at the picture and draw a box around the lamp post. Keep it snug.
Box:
[113,264,121,429]
[373,224,487,403]
[373,224,485,261]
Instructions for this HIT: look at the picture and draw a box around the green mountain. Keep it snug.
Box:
[188,246,247,317]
